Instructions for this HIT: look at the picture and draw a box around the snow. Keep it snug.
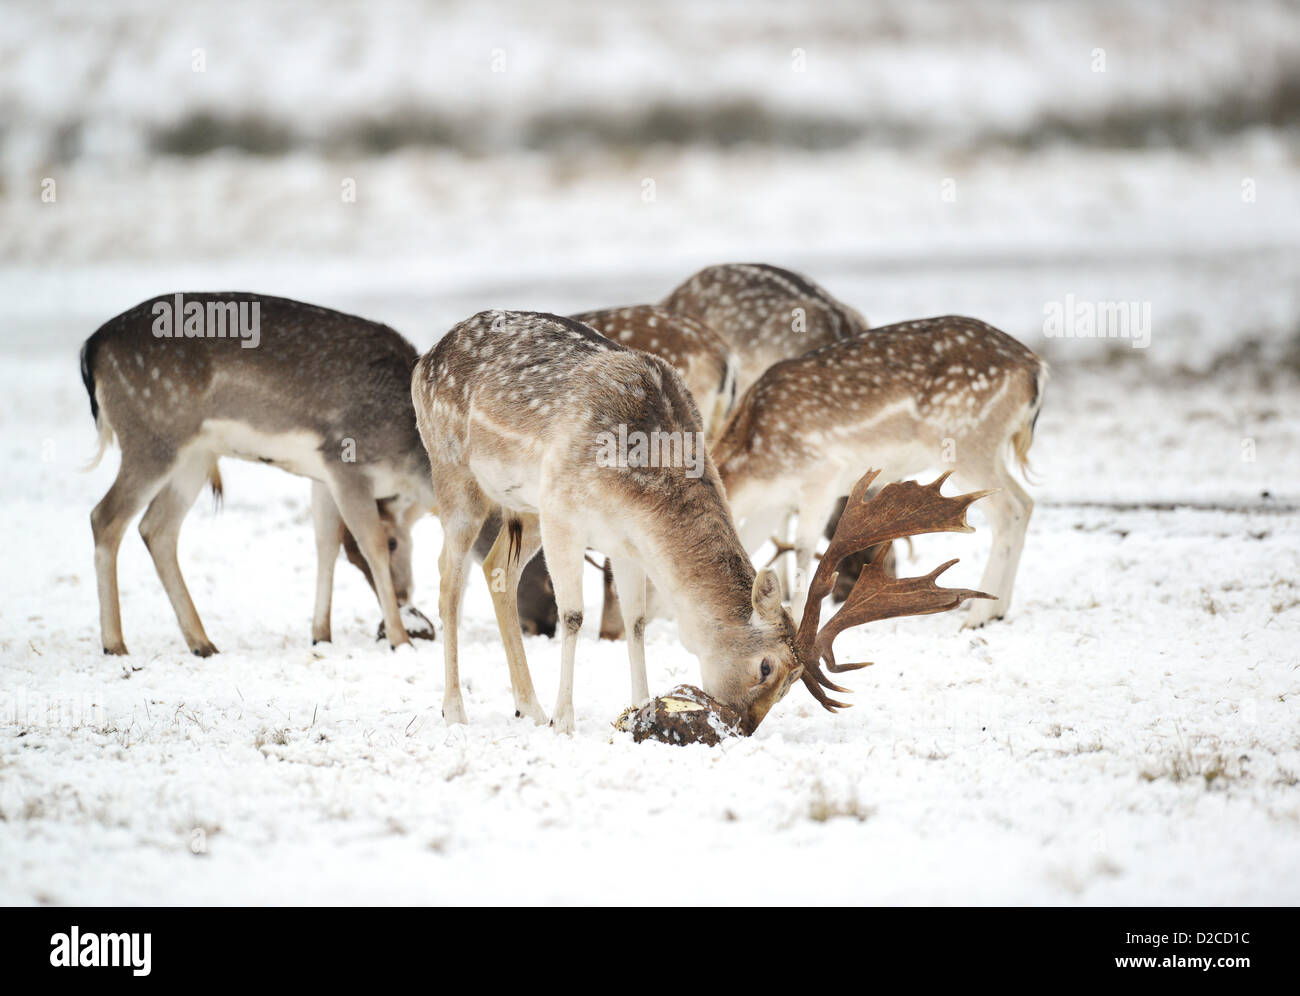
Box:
[2,0,1299,906]
[3,330,1298,905]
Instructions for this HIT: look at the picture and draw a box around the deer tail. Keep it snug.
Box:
[208,459,224,510]
[1011,361,1049,485]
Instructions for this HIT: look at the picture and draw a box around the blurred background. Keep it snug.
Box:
[2,0,1298,503]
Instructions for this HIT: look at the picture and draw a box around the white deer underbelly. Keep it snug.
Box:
[197,419,330,479]
[470,453,542,513]
[822,436,937,494]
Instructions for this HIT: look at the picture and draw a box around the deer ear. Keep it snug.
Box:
[751,568,784,621]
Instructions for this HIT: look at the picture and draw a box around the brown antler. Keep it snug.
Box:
[793,470,995,711]
[762,537,797,569]
[814,558,994,672]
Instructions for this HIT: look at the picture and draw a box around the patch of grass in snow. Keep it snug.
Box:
[1141,739,1247,789]
[4,788,124,828]
[1270,578,1300,615]
[254,727,290,750]
[807,783,873,824]
[1028,734,1105,758]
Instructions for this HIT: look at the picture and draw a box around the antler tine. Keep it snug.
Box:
[813,558,995,669]
[793,470,882,651]
[793,471,995,709]
[801,672,853,712]
[762,536,796,570]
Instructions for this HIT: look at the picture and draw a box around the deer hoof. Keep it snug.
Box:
[443,697,468,725]
[191,642,218,658]
[103,643,129,656]
[516,703,548,726]
[550,707,575,735]
[961,602,1005,630]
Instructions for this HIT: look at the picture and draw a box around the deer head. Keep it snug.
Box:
[737,469,995,732]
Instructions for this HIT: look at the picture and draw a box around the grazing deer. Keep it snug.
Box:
[570,305,736,437]
[411,310,992,734]
[660,262,868,399]
[713,315,1046,628]
[81,292,437,656]
[661,262,870,597]
[483,304,738,639]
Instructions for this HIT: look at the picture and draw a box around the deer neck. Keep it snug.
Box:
[634,487,756,660]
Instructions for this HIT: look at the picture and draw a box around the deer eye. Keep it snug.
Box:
[388,538,398,552]
[760,659,772,680]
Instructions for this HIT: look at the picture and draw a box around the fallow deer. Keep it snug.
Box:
[81,292,437,655]
[712,315,1047,628]
[411,310,993,734]
[661,262,872,597]
[660,262,868,399]
[479,304,738,639]
[570,305,735,437]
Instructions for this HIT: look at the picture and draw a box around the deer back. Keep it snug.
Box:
[82,292,433,497]
[414,310,761,623]
[660,263,867,396]
[714,315,1044,501]
[570,304,735,435]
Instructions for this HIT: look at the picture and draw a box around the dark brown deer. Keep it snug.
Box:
[411,310,993,734]
[713,315,1047,627]
[81,292,437,656]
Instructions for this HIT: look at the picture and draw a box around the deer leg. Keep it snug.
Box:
[598,557,625,640]
[540,517,585,735]
[91,452,171,655]
[775,512,794,602]
[440,527,477,725]
[959,463,1032,628]
[791,482,839,621]
[515,551,558,638]
[310,481,342,644]
[327,476,410,648]
[138,451,218,657]
[609,555,649,704]
[790,509,826,622]
[737,504,791,592]
[481,516,548,725]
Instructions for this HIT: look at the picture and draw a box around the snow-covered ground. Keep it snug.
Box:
[2,287,1298,905]
[1,0,1299,905]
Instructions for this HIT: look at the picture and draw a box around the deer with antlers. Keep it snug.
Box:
[81,293,437,655]
[411,309,992,734]
[475,303,738,639]
[713,315,1046,629]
